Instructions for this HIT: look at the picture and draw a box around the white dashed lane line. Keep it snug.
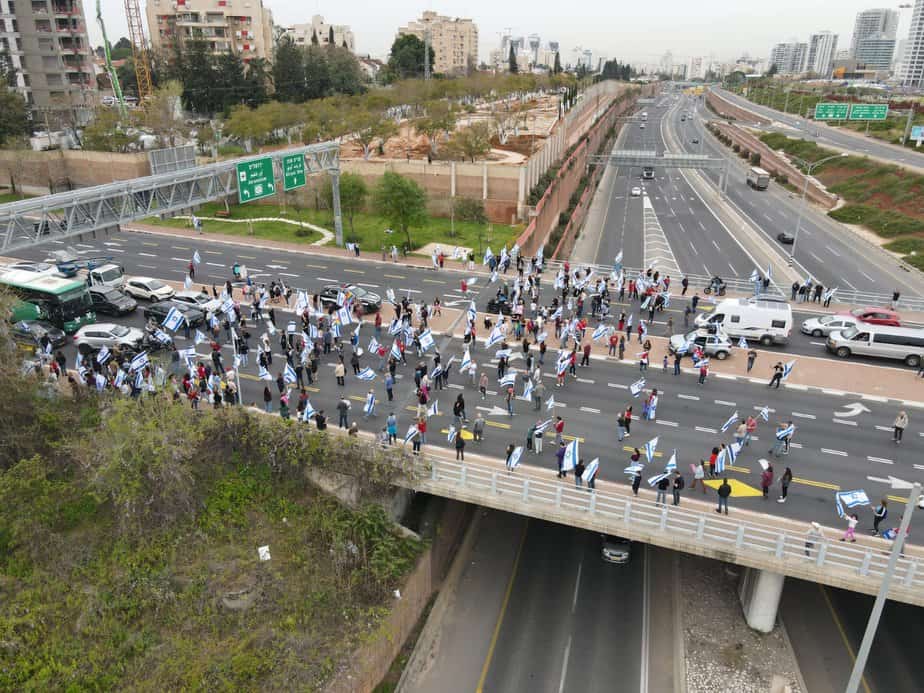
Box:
[714,399,736,407]
[677,394,699,400]
[580,407,601,414]
[867,456,893,465]
[791,412,815,419]
[821,448,848,456]
[833,419,857,426]
[695,426,717,434]
[657,420,678,427]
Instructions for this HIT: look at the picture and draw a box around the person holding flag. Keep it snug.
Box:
[363,388,376,419]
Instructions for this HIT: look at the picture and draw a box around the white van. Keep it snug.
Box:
[826,325,924,367]
[694,298,792,345]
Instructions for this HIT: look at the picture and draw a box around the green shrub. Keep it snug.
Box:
[828,204,924,237]
[454,197,487,224]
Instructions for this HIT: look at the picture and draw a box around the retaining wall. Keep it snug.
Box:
[0,149,151,194]
[706,89,772,126]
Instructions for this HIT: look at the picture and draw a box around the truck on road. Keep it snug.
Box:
[746,167,770,190]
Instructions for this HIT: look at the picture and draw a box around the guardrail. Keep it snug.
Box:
[409,454,923,606]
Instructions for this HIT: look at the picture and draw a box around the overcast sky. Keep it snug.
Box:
[87,1,914,67]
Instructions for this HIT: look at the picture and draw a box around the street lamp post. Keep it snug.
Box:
[845,479,922,693]
[788,152,848,266]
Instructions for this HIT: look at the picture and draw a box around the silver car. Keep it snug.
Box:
[73,323,144,354]
[801,314,859,338]
[668,329,732,360]
[601,536,631,564]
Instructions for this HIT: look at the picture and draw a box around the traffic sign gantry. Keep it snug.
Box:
[814,103,850,120]
[236,157,276,203]
[282,153,306,192]
[848,103,889,121]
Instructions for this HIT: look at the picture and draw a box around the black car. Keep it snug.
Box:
[485,283,515,315]
[89,285,138,316]
[319,284,382,313]
[776,231,795,244]
[12,320,67,349]
[143,300,205,327]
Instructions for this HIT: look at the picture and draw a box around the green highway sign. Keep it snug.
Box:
[282,153,306,191]
[236,157,276,203]
[814,103,850,120]
[848,103,889,121]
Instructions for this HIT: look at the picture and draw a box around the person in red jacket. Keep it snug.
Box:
[580,341,592,367]
[554,416,565,446]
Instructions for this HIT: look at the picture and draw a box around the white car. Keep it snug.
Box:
[801,314,859,338]
[124,276,175,301]
[631,187,642,197]
[73,323,144,354]
[173,290,222,313]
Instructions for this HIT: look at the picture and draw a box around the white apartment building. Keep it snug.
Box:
[805,31,838,76]
[146,0,274,62]
[900,0,924,86]
[284,15,355,52]
[850,8,899,56]
[769,41,807,74]
[397,11,477,75]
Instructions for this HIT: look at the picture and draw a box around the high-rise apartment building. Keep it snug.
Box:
[397,11,477,75]
[850,8,899,55]
[146,0,274,62]
[0,0,96,123]
[900,0,924,86]
[805,31,838,76]
[284,15,355,52]
[769,42,808,74]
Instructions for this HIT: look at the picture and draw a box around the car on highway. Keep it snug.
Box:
[89,285,137,316]
[776,232,795,244]
[800,314,860,337]
[124,276,175,302]
[319,284,382,313]
[669,329,732,360]
[601,535,631,564]
[692,138,700,144]
[173,290,222,314]
[849,307,901,326]
[73,323,144,355]
[143,300,206,327]
[12,320,67,348]
[630,186,642,197]
[485,283,515,315]
[827,324,924,367]
[639,123,646,129]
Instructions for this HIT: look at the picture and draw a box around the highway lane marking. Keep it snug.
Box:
[826,245,841,257]
[138,252,157,257]
[809,251,824,265]
[874,425,892,431]
[239,255,257,260]
[317,277,338,282]
[818,585,873,693]
[677,394,699,400]
[356,282,379,288]
[576,377,594,384]
[171,257,188,262]
[343,269,364,274]
[833,419,857,426]
[794,477,839,490]
[485,421,511,430]
[791,412,815,419]
[711,239,720,251]
[859,270,875,282]
[810,341,825,346]
[695,426,717,434]
[141,242,159,246]
[714,399,736,406]
[579,406,601,414]
[171,245,190,250]
[205,262,224,267]
[204,250,222,255]
[821,448,848,456]
[304,263,326,268]
[608,382,628,389]
[279,272,299,277]
[383,273,405,279]
[867,456,893,465]
[789,442,803,449]
[657,420,678,427]
[867,475,891,484]
[727,263,738,276]
[138,264,156,270]
[571,561,583,614]
[698,221,706,231]
[422,278,442,284]
[689,241,698,255]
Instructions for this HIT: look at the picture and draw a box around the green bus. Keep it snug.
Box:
[0,268,96,333]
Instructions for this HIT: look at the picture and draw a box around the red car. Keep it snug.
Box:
[847,307,902,326]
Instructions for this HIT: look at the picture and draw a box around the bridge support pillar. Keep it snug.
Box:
[737,567,784,633]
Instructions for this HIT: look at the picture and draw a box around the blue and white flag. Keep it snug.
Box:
[499,371,517,387]
[192,250,201,265]
[295,290,309,314]
[738,336,748,349]
[431,365,442,380]
[368,337,381,354]
[486,326,505,348]
[665,450,677,472]
[546,395,556,411]
[129,351,149,372]
[624,464,643,476]
[466,301,477,325]
[640,295,651,311]
[195,329,207,344]
[550,306,563,321]
[96,345,111,364]
[536,331,548,343]
[447,425,458,443]
[749,268,759,282]
[337,306,353,326]
[302,399,316,421]
[721,411,739,433]
[404,425,419,444]
[385,288,396,304]
[782,360,795,381]
[94,372,107,392]
[184,275,192,290]
[776,423,795,440]
[630,378,646,397]
[521,379,534,401]
[162,306,186,331]
[592,324,611,341]
[582,458,599,483]
[835,489,870,518]
[644,436,659,464]
[495,348,512,360]
[728,442,741,464]
[648,472,669,487]
[284,363,297,384]
[258,365,273,381]
[113,368,126,388]
[490,270,499,284]
[626,313,633,328]
[562,439,579,471]
[483,246,494,265]
[364,392,376,416]
[715,448,727,474]
[759,406,770,422]
[418,329,435,352]
[460,349,472,373]
[330,323,342,339]
[152,328,173,345]
[134,370,144,389]
[535,418,555,433]
[390,341,402,360]
[613,251,623,267]
[427,400,440,417]
[822,287,837,303]
[556,357,570,376]
[766,264,772,282]
[389,319,403,336]
[507,445,524,470]
[356,367,376,381]
[220,297,235,315]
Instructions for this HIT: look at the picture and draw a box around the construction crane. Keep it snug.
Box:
[96,0,127,117]
[124,0,154,101]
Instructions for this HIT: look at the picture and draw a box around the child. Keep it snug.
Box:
[841,513,859,543]
[662,354,669,372]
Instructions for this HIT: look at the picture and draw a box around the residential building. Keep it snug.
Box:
[397,11,477,75]
[688,56,705,80]
[284,15,355,52]
[0,0,96,123]
[805,31,838,76]
[769,41,807,74]
[849,8,899,56]
[900,0,924,86]
[855,37,898,71]
[145,0,274,62]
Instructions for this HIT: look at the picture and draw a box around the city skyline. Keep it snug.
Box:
[83,0,915,68]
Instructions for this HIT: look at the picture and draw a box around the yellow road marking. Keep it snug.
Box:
[887,495,907,504]
[172,245,189,250]
[563,434,585,443]
[703,478,762,497]
[142,241,159,246]
[727,464,751,474]
[476,520,529,693]
[793,476,840,490]
[440,427,474,440]
[423,278,443,284]
[486,421,511,430]
[239,255,257,260]
[819,584,872,693]
[204,250,222,255]
[621,444,661,457]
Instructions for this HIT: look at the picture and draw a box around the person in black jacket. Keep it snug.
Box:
[455,432,466,460]
[716,478,732,515]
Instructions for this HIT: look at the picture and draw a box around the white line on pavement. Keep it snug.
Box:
[810,341,825,346]
[754,405,776,413]
[677,394,700,400]
[137,252,157,257]
[205,262,224,267]
[695,426,717,434]
[608,383,627,389]
[791,412,815,419]
[171,257,187,262]
[657,420,679,427]
[580,406,601,414]
[867,457,893,465]
[711,239,721,251]
[576,378,595,384]
[826,245,841,257]
[868,475,892,484]
[875,425,892,432]
[915,464,924,471]
[316,277,338,282]
[714,399,736,406]
[278,272,299,277]
[833,419,857,426]
[822,389,845,396]
[138,264,156,269]
[821,448,848,456]
[356,283,380,288]
[789,442,803,449]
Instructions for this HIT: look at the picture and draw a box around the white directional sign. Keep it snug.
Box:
[834,402,871,418]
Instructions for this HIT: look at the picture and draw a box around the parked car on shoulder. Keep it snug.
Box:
[318,284,382,313]
[12,320,67,348]
[73,323,144,355]
[143,300,205,327]
[173,290,222,314]
[849,307,901,327]
[801,314,859,338]
[669,329,732,360]
[124,276,175,301]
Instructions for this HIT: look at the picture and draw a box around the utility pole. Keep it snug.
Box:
[901,102,915,145]
[424,28,431,81]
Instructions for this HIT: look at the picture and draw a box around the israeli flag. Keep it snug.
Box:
[738,337,748,349]
[640,295,651,310]
[404,425,419,444]
[294,290,309,314]
[624,464,643,476]
[648,472,669,487]
[614,250,623,267]
[715,448,727,474]
[386,288,396,304]
[592,324,611,341]
[96,345,110,364]
[94,373,107,391]
[419,329,436,352]
[835,489,870,518]
[521,379,534,401]
[460,349,472,373]
[626,313,633,328]
[364,392,376,416]
[486,326,505,348]
[665,450,677,472]
[447,425,458,443]
[430,365,442,380]
[130,351,149,372]
[184,275,192,290]
[536,331,548,343]
[258,365,273,381]
[644,436,659,464]
[467,301,477,325]
[192,249,201,265]
[308,324,319,340]
[483,246,494,265]
[721,411,739,433]
[336,290,347,307]
[490,270,499,284]
[562,439,579,471]
[178,346,196,361]
[162,306,186,331]
[389,320,403,336]
[390,341,402,360]
[219,297,234,315]
[782,360,795,381]
[337,306,353,326]
[640,322,648,339]
[368,337,381,354]
[546,395,556,411]
[114,368,126,388]
[283,363,297,384]
[582,458,599,483]
[152,329,173,345]
[556,357,570,376]
[776,423,795,440]
[352,367,376,382]
[728,442,741,464]
[302,399,316,421]
[759,406,770,422]
[330,323,341,339]
[427,400,440,417]
[209,315,220,330]
[507,445,524,470]
[554,270,565,290]
[499,371,517,387]
[134,370,144,389]
[495,348,512,360]
[822,287,837,303]
[630,378,645,397]
[749,268,759,282]
[535,418,554,433]
[466,277,478,287]
[661,292,671,309]
[550,306,563,321]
